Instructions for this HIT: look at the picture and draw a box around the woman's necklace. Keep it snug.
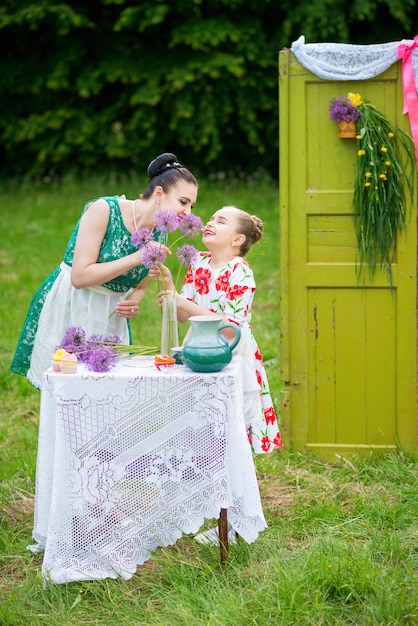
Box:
[132,199,139,231]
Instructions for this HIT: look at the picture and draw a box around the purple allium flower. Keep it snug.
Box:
[142,245,167,268]
[153,209,180,233]
[103,334,122,344]
[329,97,360,123]
[176,244,199,267]
[87,333,104,345]
[78,334,103,360]
[178,214,204,237]
[57,326,86,353]
[85,347,118,372]
[76,332,122,362]
[131,227,153,249]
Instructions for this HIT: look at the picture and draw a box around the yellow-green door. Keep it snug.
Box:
[279,49,417,457]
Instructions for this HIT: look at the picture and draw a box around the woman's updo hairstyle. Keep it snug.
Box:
[229,206,264,257]
[141,152,197,199]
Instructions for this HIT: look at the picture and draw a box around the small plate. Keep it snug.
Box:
[122,356,156,368]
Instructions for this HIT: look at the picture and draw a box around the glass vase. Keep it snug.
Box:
[160,293,179,356]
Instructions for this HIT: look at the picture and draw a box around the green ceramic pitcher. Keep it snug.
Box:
[182,315,241,372]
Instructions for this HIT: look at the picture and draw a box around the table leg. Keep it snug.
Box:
[218,508,228,564]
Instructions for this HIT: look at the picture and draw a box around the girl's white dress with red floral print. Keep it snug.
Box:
[181,252,282,454]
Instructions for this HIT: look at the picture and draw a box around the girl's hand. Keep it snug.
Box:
[147,266,160,281]
[156,289,177,307]
[156,291,219,324]
[149,264,175,290]
[154,291,191,324]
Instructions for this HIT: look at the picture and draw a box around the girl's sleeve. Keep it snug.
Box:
[180,265,195,300]
[222,262,256,325]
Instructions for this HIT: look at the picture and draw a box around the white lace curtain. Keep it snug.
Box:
[291,35,418,85]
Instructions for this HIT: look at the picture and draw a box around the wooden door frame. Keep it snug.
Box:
[278,48,418,455]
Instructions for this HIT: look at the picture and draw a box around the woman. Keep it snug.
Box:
[155,205,282,455]
[11,153,198,389]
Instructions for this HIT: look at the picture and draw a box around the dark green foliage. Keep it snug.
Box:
[280,0,417,44]
[0,0,415,178]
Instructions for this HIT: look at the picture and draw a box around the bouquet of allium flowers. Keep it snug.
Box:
[349,92,416,287]
[329,91,416,287]
[57,326,157,372]
[128,211,203,356]
[109,211,203,318]
[131,210,203,292]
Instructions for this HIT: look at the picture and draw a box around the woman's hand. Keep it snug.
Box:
[114,299,140,318]
[71,201,172,289]
[133,241,171,267]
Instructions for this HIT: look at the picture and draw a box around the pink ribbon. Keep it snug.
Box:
[397,36,418,168]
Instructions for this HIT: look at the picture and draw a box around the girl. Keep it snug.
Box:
[156,205,282,454]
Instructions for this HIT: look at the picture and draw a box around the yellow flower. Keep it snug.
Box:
[365,172,372,178]
[356,134,362,140]
[388,132,394,138]
[379,174,387,180]
[385,161,391,167]
[364,182,371,187]
[347,92,362,107]
[358,149,365,156]
[381,146,387,153]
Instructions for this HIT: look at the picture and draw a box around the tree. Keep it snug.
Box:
[0,0,415,178]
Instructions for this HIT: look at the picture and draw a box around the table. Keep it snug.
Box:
[29,357,267,584]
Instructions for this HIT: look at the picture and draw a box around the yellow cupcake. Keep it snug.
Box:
[52,348,66,371]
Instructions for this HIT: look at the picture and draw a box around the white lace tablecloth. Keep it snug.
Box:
[29,357,267,584]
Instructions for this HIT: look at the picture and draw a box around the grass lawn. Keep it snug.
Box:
[0,173,417,625]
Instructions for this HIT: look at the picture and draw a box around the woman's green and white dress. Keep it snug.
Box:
[11,196,154,389]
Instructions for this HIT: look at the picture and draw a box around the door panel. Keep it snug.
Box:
[279,49,417,456]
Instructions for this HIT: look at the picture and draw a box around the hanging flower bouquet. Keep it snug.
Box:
[330,92,416,287]
[329,95,360,137]
[329,96,361,123]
